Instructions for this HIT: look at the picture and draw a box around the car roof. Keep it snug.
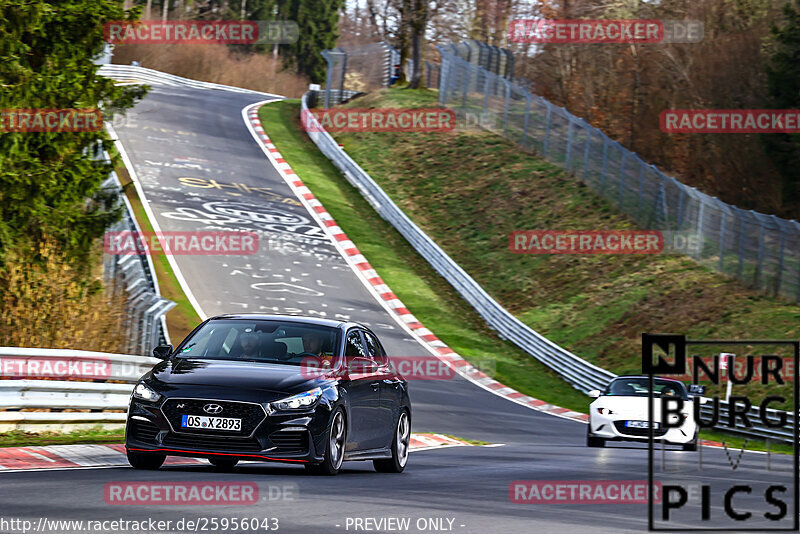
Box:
[207,313,370,331]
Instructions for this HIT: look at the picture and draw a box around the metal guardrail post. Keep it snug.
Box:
[322,49,334,109]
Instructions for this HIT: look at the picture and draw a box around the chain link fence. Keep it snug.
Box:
[321,42,398,108]
[437,45,800,303]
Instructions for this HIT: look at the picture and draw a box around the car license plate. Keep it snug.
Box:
[181,415,242,431]
[625,420,660,429]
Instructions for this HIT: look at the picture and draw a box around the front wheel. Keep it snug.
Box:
[127,450,165,470]
[586,429,605,448]
[306,408,346,476]
[682,440,698,451]
[374,410,410,473]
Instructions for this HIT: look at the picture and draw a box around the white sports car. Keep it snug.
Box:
[587,375,706,450]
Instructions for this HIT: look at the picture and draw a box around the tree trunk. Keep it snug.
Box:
[145,0,152,19]
[397,0,411,84]
[240,0,246,20]
[161,0,168,21]
[408,0,427,89]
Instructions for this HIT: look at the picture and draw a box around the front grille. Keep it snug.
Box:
[614,421,668,437]
[269,431,308,453]
[129,419,160,443]
[162,432,262,452]
[161,398,265,436]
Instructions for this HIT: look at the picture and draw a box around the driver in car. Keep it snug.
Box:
[239,331,261,359]
[301,331,334,367]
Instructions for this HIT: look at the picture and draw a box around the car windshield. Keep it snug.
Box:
[175,319,341,366]
[605,378,688,399]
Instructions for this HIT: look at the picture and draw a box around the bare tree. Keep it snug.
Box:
[408,0,428,87]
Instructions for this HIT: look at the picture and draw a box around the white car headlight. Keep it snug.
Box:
[132,382,161,403]
[271,387,322,411]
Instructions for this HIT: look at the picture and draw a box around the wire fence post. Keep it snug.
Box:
[719,212,727,272]
[522,93,531,148]
[502,79,511,136]
[637,162,646,219]
[618,151,628,209]
[737,211,746,279]
[756,220,766,288]
[565,118,574,169]
[776,220,786,296]
[583,124,592,179]
[482,74,491,122]
[543,102,553,157]
[600,135,609,188]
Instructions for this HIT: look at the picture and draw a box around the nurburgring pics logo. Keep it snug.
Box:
[0,109,102,132]
[643,334,799,531]
[661,110,800,133]
[104,231,258,256]
[301,108,456,133]
[104,21,299,44]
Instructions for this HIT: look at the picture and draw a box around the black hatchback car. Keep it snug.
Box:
[125,314,411,475]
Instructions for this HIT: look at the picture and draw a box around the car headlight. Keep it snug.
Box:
[132,382,161,403]
[270,387,322,411]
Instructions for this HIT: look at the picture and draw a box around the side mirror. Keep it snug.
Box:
[153,344,173,360]
[588,390,601,399]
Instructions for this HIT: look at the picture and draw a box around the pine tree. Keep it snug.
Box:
[0,0,146,265]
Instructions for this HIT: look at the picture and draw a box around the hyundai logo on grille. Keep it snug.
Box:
[203,403,223,414]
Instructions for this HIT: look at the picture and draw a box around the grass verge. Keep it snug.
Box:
[114,161,202,342]
[0,428,124,448]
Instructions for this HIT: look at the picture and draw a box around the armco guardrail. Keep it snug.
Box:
[300,91,798,444]
[0,348,158,431]
[98,64,284,98]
